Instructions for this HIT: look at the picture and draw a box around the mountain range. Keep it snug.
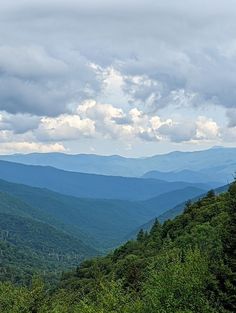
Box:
[0,160,212,201]
[0,178,206,250]
[0,147,235,184]
[128,184,229,240]
[0,147,235,285]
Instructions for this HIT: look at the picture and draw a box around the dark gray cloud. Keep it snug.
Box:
[158,122,196,143]
[0,0,236,153]
[0,112,40,134]
[227,109,236,127]
[1,0,235,117]
[0,44,103,116]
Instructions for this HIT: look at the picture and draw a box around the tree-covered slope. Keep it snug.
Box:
[52,182,236,312]
[0,192,97,284]
[157,184,229,223]
[0,182,235,312]
[140,186,205,217]
[0,179,205,250]
[132,184,230,236]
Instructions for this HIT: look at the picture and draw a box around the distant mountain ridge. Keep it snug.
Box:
[142,169,222,186]
[140,186,206,216]
[129,184,229,239]
[0,160,211,201]
[0,147,235,182]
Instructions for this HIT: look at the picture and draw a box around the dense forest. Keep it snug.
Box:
[0,181,235,312]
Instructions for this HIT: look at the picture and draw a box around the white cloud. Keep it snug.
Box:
[77,100,125,121]
[0,142,65,154]
[36,114,95,141]
[195,116,220,140]
[0,101,223,148]
[70,101,222,143]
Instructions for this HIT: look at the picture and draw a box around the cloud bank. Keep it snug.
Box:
[0,0,235,154]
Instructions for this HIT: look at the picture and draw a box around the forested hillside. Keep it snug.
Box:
[0,192,97,285]
[1,181,235,312]
[0,179,205,250]
[1,0,236,312]
[130,184,229,237]
[0,177,211,286]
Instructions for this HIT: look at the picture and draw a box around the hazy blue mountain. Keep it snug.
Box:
[0,153,136,176]
[140,186,206,216]
[197,163,236,183]
[156,184,229,223]
[0,147,235,182]
[0,179,205,250]
[129,184,229,238]
[142,169,222,186]
[0,160,210,201]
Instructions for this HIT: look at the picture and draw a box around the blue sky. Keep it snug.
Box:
[0,0,236,156]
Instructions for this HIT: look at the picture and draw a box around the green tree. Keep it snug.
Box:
[0,282,31,313]
[76,280,142,313]
[137,229,145,242]
[142,249,217,313]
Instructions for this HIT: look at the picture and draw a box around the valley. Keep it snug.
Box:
[1,2,236,311]
[0,148,235,312]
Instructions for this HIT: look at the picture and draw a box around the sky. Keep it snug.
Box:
[0,0,236,156]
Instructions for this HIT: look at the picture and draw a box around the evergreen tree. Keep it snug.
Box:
[137,229,145,242]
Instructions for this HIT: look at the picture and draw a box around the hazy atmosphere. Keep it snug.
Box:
[1,0,236,156]
[0,2,236,312]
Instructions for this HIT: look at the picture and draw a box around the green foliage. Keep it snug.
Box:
[55,182,235,312]
[0,276,45,313]
[0,282,30,313]
[142,248,216,313]
[0,182,235,312]
[0,178,209,251]
[0,192,97,285]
